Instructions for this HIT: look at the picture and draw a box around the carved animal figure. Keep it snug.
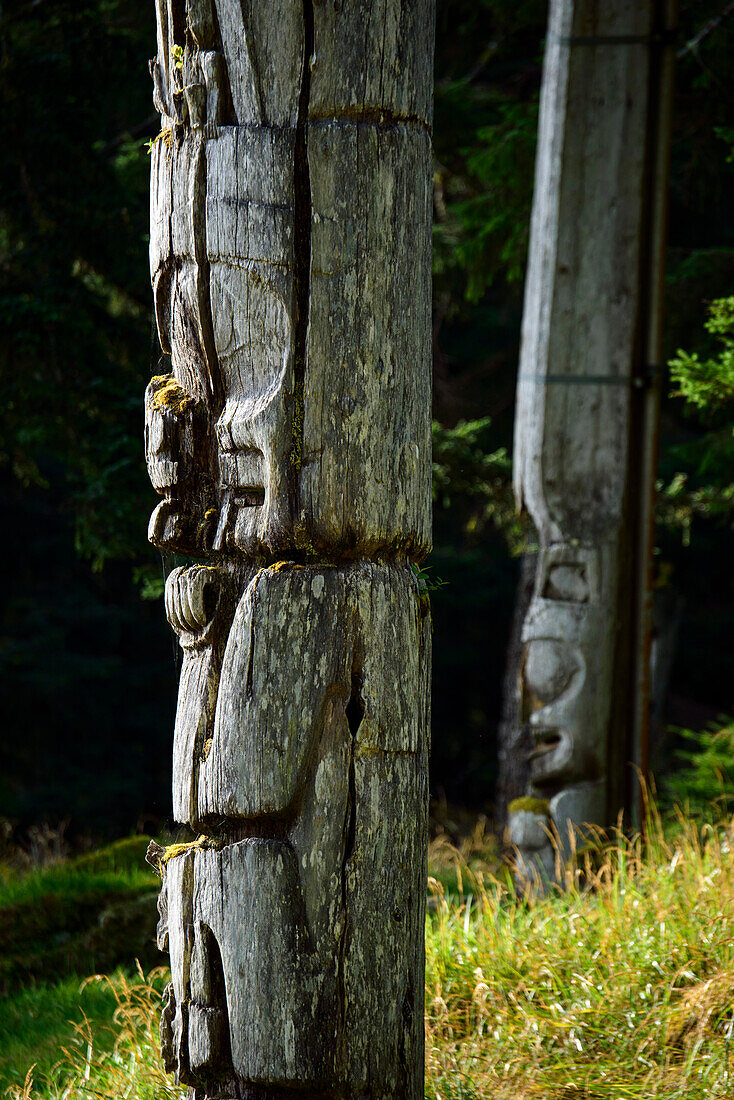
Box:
[510,0,675,887]
[144,1,434,1095]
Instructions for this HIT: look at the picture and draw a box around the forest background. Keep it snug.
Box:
[1,0,733,842]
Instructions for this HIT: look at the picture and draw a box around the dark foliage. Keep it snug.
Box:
[1,0,734,829]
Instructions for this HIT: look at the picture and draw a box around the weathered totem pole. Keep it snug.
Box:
[509,0,675,883]
[143,2,434,1096]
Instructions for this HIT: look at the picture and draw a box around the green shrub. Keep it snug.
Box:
[663,718,734,820]
[670,297,734,415]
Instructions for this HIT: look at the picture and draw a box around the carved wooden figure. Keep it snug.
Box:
[144,1,434,1096]
[510,0,675,884]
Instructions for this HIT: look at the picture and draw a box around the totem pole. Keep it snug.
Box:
[509,0,675,884]
[144,2,434,1096]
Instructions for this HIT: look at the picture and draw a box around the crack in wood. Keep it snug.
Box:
[336,655,362,1067]
[308,108,430,132]
[193,143,223,416]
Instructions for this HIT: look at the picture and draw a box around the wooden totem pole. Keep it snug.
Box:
[509,0,675,883]
[144,2,434,1096]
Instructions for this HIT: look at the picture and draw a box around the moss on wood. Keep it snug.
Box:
[149,373,194,415]
[508,797,551,816]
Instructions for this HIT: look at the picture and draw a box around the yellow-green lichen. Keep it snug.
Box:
[160,834,224,865]
[195,509,218,544]
[145,128,173,155]
[508,797,551,817]
[149,374,194,415]
[269,560,303,573]
[293,521,316,557]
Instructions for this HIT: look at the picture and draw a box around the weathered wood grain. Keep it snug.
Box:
[146,0,434,560]
[302,123,432,555]
[146,0,433,1093]
[514,0,652,536]
[511,0,670,883]
[160,564,430,1093]
[164,564,242,824]
[197,563,427,821]
[309,0,434,125]
[212,0,302,127]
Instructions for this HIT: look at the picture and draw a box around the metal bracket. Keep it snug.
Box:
[518,366,664,390]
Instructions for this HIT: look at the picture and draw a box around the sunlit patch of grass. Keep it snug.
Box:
[425,803,734,1099]
[7,804,734,1099]
[428,812,502,897]
[0,971,121,1092]
[4,967,182,1100]
[0,837,160,993]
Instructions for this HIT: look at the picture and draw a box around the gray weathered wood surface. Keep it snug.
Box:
[160,563,430,1093]
[145,1,434,1095]
[148,0,433,561]
[510,0,674,883]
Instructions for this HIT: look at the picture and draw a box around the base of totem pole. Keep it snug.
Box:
[509,780,606,894]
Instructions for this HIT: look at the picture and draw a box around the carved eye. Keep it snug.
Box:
[524,639,577,704]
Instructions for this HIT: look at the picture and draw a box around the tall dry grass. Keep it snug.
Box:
[6,966,183,1100]
[426,803,734,1098]
[8,804,734,1100]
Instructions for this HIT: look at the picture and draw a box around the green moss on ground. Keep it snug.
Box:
[0,972,122,1091]
[0,838,159,991]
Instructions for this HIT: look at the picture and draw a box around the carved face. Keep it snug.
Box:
[524,635,589,784]
[147,121,296,555]
[213,273,291,503]
[145,0,302,557]
[204,125,297,554]
[522,547,610,789]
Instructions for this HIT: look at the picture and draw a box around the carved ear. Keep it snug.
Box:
[165,565,230,645]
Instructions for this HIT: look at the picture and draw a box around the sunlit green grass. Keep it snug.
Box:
[0,972,122,1092]
[0,836,155,908]
[0,837,159,996]
[425,807,734,1099]
[2,968,180,1100]
[0,836,160,1094]
[4,810,734,1099]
